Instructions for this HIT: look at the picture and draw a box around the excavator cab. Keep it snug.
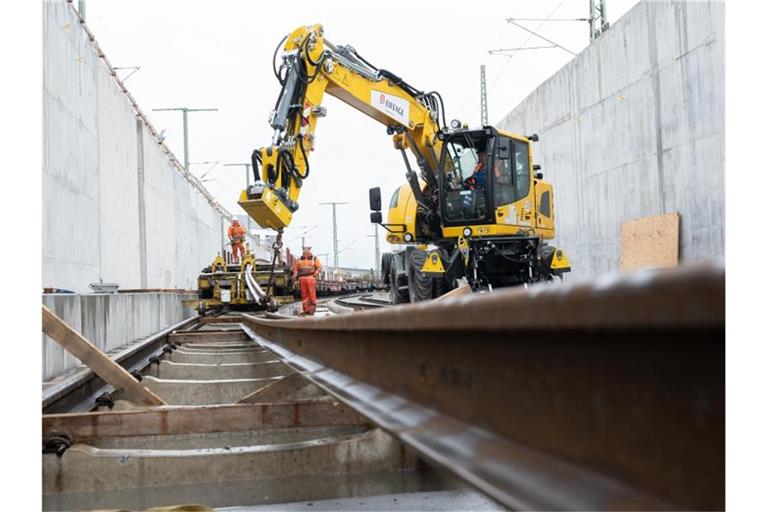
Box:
[436,127,546,240]
[439,130,492,225]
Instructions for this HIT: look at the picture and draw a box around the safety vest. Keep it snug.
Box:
[294,255,320,277]
[228,225,245,243]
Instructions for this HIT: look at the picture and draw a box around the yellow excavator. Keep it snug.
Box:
[239,24,570,303]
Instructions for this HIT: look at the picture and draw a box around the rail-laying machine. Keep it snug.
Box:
[192,251,294,314]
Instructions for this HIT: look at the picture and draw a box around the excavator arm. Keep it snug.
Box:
[238,24,446,235]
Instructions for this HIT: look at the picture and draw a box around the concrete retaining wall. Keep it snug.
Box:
[497,0,724,278]
[42,292,195,381]
[43,1,268,292]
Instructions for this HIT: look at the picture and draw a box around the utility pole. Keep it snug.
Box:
[589,0,609,41]
[224,162,253,234]
[480,65,488,126]
[367,225,380,280]
[152,107,218,171]
[319,202,348,267]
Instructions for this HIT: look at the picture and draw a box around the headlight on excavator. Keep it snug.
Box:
[404,233,414,242]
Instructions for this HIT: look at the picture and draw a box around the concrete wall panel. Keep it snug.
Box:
[43,0,233,292]
[42,292,196,381]
[498,0,724,279]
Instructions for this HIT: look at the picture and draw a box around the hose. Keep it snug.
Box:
[295,136,310,179]
[250,149,261,183]
[273,35,288,83]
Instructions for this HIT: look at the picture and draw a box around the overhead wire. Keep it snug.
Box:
[466,1,567,126]
[456,0,530,120]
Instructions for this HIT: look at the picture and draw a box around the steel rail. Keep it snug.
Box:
[241,263,724,510]
[42,315,199,414]
[244,263,268,303]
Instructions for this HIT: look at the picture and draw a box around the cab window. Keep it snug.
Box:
[389,189,399,209]
[493,138,530,206]
[439,132,490,223]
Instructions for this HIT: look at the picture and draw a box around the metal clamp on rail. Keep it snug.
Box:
[43,432,73,457]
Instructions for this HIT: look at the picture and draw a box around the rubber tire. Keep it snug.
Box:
[381,253,394,285]
[407,249,433,303]
[389,263,409,304]
[432,276,449,298]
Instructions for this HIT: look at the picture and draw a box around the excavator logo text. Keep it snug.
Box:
[371,90,409,125]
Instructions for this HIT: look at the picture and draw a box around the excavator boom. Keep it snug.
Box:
[239,24,444,236]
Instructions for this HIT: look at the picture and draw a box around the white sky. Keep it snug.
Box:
[85,0,640,269]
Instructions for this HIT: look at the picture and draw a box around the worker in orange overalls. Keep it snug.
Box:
[292,246,322,315]
[227,219,246,263]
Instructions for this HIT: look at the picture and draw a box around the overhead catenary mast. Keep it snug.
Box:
[480,65,488,126]
[589,0,609,41]
[319,202,349,267]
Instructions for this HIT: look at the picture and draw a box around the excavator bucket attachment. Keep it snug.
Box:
[238,188,293,230]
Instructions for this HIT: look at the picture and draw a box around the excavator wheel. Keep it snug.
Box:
[432,276,449,298]
[406,248,433,303]
[381,253,393,286]
[389,264,409,304]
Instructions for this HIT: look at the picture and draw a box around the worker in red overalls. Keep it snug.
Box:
[227,219,246,263]
[292,246,322,315]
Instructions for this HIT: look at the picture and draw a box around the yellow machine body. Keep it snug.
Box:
[238,188,293,231]
[191,253,295,313]
[239,23,570,296]
[550,248,571,273]
[421,251,446,276]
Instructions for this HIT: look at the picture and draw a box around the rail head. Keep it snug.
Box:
[240,263,725,510]
[244,262,724,332]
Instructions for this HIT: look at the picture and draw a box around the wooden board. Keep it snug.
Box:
[42,305,166,406]
[434,278,471,302]
[43,402,366,442]
[620,212,680,271]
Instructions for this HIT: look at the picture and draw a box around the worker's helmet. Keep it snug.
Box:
[231,218,240,224]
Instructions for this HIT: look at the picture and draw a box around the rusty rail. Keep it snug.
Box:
[43,315,199,414]
[241,263,724,510]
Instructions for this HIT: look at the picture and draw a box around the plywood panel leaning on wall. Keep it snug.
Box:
[620,212,680,271]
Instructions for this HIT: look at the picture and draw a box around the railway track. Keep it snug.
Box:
[42,314,495,510]
[331,293,391,311]
[42,263,724,510]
